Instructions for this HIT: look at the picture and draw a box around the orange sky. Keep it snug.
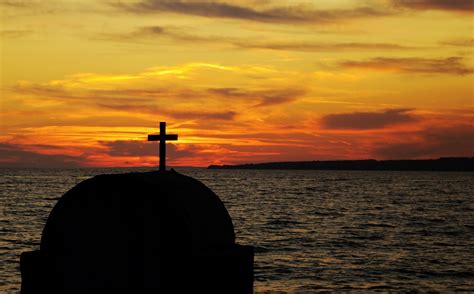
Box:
[1,0,473,167]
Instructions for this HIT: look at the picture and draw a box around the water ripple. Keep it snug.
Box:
[1,168,473,293]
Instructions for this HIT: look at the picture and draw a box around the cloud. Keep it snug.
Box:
[373,124,474,159]
[0,143,82,168]
[340,57,474,75]
[321,108,418,130]
[13,64,305,107]
[116,0,391,23]
[0,0,67,15]
[0,0,35,7]
[440,38,474,47]
[234,41,413,51]
[172,110,237,120]
[107,26,412,53]
[9,64,306,136]
[14,82,86,100]
[136,25,189,39]
[391,0,474,12]
[100,140,199,159]
[99,140,156,156]
[0,29,33,38]
[208,87,305,106]
[97,103,238,120]
[101,25,215,43]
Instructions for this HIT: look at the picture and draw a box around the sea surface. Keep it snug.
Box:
[1,168,473,293]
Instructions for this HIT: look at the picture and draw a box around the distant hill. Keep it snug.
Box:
[208,157,474,171]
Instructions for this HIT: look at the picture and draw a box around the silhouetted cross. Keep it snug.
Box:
[148,122,178,171]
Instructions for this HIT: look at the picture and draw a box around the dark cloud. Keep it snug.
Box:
[116,0,390,23]
[172,110,237,120]
[100,140,198,159]
[141,25,165,35]
[8,113,157,128]
[0,0,32,7]
[12,83,171,120]
[208,87,305,106]
[97,102,238,121]
[340,57,474,75]
[14,83,69,96]
[100,140,156,156]
[0,0,64,15]
[234,41,412,51]
[157,109,237,121]
[0,143,82,168]
[14,79,301,114]
[0,29,33,38]
[101,25,215,43]
[440,38,474,47]
[373,124,474,159]
[14,82,171,103]
[110,26,411,53]
[196,131,321,142]
[139,25,215,42]
[321,109,418,130]
[96,103,158,113]
[391,0,474,12]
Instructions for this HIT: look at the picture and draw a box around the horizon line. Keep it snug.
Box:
[1,156,472,169]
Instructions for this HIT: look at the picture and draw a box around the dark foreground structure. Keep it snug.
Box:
[20,170,253,293]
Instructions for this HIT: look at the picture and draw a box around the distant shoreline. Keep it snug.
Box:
[208,157,474,171]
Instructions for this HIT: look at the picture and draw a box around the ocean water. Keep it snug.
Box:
[1,167,473,293]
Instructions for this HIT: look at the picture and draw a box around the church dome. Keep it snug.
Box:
[37,170,237,291]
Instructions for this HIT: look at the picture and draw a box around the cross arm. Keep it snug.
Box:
[165,134,178,140]
[148,134,178,141]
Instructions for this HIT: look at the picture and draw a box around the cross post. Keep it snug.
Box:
[148,122,178,171]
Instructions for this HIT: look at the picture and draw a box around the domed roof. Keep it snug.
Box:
[38,170,235,290]
[42,170,235,254]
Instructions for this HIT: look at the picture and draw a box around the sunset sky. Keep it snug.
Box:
[1,0,473,167]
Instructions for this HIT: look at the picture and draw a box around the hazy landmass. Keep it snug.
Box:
[208,157,474,171]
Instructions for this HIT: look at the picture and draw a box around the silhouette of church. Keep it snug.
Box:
[20,123,254,293]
